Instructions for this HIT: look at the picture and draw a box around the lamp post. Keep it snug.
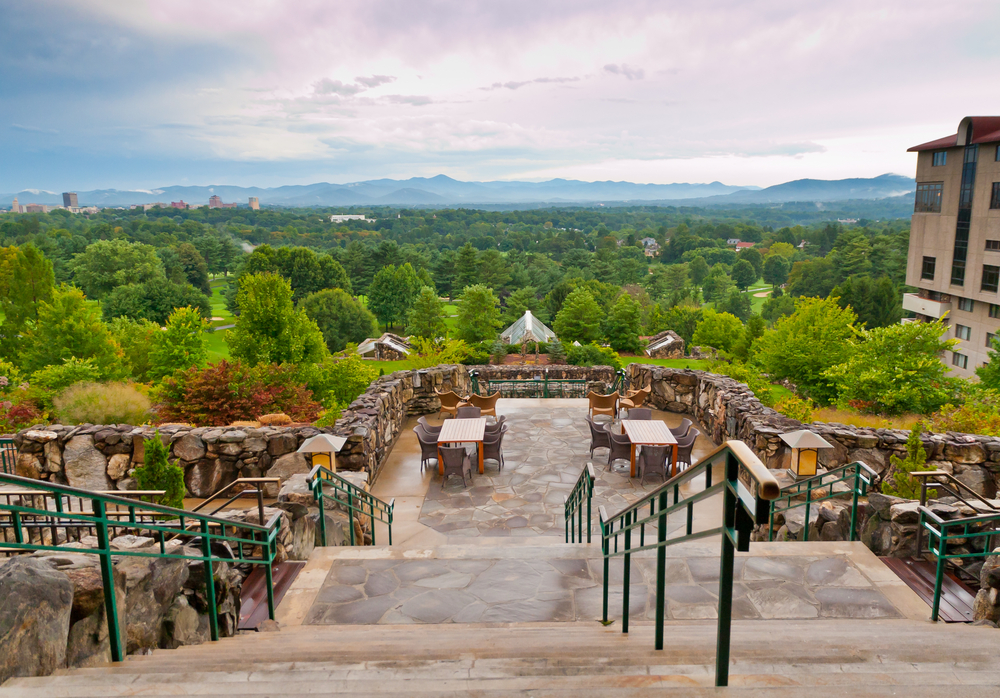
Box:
[297,434,347,472]
[779,430,833,479]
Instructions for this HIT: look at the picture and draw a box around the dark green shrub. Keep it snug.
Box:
[135,432,186,509]
[566,343,621,370]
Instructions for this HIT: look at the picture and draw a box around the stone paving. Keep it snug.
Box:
[417,405,716,538]
[304,549,901,625]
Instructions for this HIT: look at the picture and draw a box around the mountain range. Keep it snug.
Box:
[1,173,914,208]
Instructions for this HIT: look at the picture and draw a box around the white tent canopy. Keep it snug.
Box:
[499,310,556,344]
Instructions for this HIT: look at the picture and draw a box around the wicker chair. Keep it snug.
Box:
[417,416,442,436]
[669,418,693,440]
[619,386,651,416]
[588,391,619,419]
[439,445,473,486]
[608,428,632,469]
[468,391,500,419]
[435,390,464,419]
[479,424,509,470]
[674,428,700,471]
[456,405,482,419]
[485,415,507,434]
[413,425,440,472]
[637,444,671,485]
[586,415,611,460]
[627,408,652,420]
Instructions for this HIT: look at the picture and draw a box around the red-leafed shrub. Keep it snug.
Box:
[154,361,320,426]
[0,400,44,432]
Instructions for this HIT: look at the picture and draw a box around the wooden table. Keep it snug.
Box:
[437,417,487,475]
[621,420,678,478]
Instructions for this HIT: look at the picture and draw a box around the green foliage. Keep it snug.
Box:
[761,294,796,324]
[787,257,838,298]
[453,242,480,291]
[134,433,186,510]
[931,388,1000,436]
[774,395,815,423]
[313,404,343,427]
[455,284,502,343]
[711,361,775,406]
[754,297,856,405]
[301,288,378,352]
[490,339,508,365]
[692,309,744,354]
[731,259,757,291]
[566,343,621,370]
[311,352,379,407]
[731,313,766,362]
[405,286,447,339]
[53,381,152,425]
[716,288,752,322]
[0,244,54,360]
[102,279,211,325]
[108,317,159,382]
[149,307,208,381]
[176,243,211,294]
[238,244,351,302]
[824,319,959,415]
[408,337,470,369]
[688,256,710,286]
[762,254,791,289]
[0,359,23,394]
[547,339,567,364]
[228,272,328,366]
[503,286,544,325]
[603,293,642,353]
[739,248,764,278]
[662,304,703,347]
[554,288,603,344]
[72,239,164,299]
[701,265,736,303]
[883,424,931,499]
[368,263,422,330]
[832,275,902,328]
[975,337,1000,391]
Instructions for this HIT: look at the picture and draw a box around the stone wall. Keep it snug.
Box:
[468,364,616,398]
[626,364,1000,497]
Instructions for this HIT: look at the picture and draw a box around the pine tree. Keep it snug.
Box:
[554,288,603,344]
[603,293,642,353]
[455,284,502,343]
[149,306,208,380]
[135,432,186,510]
[406,286,447,339]
[547,339,567,364]
[453,243,480,292]
[883,423,931,500]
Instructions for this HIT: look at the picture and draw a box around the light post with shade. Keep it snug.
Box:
[779,430,833,479]
[297,434,347,472]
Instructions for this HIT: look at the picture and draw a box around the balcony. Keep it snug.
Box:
[902,293,951,319]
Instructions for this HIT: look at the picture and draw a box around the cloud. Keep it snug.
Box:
[383,95,434,106]
[11,123,59,134]
[355,74,396,88]
[312,78,366,97]
[603,64,645,80]
[482,76,580,90]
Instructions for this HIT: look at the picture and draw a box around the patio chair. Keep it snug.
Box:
[479,424,509,470]
[619,385,651,416]
[637,444,671,485]
[439,445,473,487]
[435,389,464,419]
[413,425,440,472]
[485,415,507,433]
[456,406,482,419]
[586,415,611,460]
[627,408,652,420]
[417,416,442,436]
[468,391,500,419]
[669,418,693,440]
[674,428,700,471]
[608,428,632,469]
[588,391,619,420]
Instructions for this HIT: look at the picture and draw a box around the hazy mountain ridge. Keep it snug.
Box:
[0,174,914,208]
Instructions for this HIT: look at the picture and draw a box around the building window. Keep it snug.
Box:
[955,324,972,340]
[984,265,1000,293]
[997,145,1000,161]
[933,151,947,166]
[952,352,969,369]
[992,183,1000,210]
[992,304,1000,319]
[988,240,1000,251]
[957,297,974,312]
[915,182,943,213]
[921,256,936,280]
[988,332,997,349]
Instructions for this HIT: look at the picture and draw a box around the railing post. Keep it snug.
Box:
[655,488,668,651]
[586,472,593,544]
[347,491,356,546]
[930,517,946,622]
[622,511,632,634]
[849,465,860,543]
[602,524,610,624]
[92,499,124,663]
[316,483,328,547]
[715,453,738,688]
[768,502,775,542]
[264,530,276,621]
[578,491,583,545]
[915,478,929,555]
[803,487,812,542]
[201,519,219,642]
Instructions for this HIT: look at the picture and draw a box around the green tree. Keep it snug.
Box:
[20,286,122,375]
[731,259,757,291]
[0,243,55,361]
[71,239,164,299]
[662,304,704,346]
[478,249,512,292]
[787,258,838,298]
[405,286,447,339]
[503,287,544,324]
[702,265,736,303]
[688,256,710,287]
[454,243,480,292]
[829,231,872,280]
[762,254,791,290]
[717,288,753,322]
[831,275,903,328]
[228,272,327,366]
[455,284,502,343]
[883,424,932,499]
[102,281,211,325]
[149,306,209,380]
[108,316,159,382]
[740,247,764,278]
[754,297,856,404]
[176,243,211,294]
[768,242,796,259]
[135,433,186,510]
[547,339,567,364]
[692,309,744,353]
[976,337,1000,390]
[301,288,378,352]
[367,263,422,330]
[553,288,603,344]
[824,319,958,414]
[603,293,642,353]
[761,294,796,324]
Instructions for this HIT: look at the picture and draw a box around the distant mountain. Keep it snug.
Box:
[0,173,915,208]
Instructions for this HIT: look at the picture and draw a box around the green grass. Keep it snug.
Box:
[765,383,794,404]
[208,279,235,329]
[744,281,772,314]
[370,359,416,374]
[204,328,230,362]
[621,357,712,370]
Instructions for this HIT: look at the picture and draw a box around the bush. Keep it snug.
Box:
[461,341,491,365]
[547,339,567,364]
[155,361,321,426]
[882,423,932,499]
[0,399,45,433]
[307,352,379,407]
[775,395,815,423]
[490,340,508,365]
[407,337,470,370]
[134,432,186,509]
[712,361,775,406]
[313,404,343,428]
[0,360,23,396]
[931,389,1000,436]
[53,382,152,425]
[566,343,621,369]
[28,358,105,412]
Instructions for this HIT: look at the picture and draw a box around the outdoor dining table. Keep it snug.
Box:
[437,417,487,475]
[620,420,678,478]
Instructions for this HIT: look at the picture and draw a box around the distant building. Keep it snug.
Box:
[10,197,19,213]
[837,218,859,224]
[726,238,741,246]
[171,200,189,209]
[357,333,411,360]
[643,242,660,257]
[735,242,756,250]
[330,214,367,223]
[797,240,809,249]
[208,195,237,209]
[62,192,78,207]
[25,204,49,213]
[641,237,657,247]
[249,197,259,211]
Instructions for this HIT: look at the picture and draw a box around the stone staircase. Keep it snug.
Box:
[3,619,1000,696]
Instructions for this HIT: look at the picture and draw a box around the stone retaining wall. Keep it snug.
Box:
[626,364,1000,497]
[468,364,616,398]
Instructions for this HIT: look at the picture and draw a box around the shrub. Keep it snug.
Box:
[313,404,343,428]
[566,343,621,369]
[0,400,45,433]
[712,361,774,406]
[408,337,470,370]
[775,395,815,423]
[490,340,508,365]
[295,352,378,409]
[461,342,491,365]
[28,358,105,412]
[882,423,933,499]
[931,390,1000,437]
[54,382,152,425]
[134,432,186,509]
[547,339,567,364]
[0,360,23,396]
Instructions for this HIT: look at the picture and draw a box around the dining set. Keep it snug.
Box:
[412,389,509,487]
[585,386,699,484]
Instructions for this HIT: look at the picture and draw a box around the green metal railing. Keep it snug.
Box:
[611,369,629,395]
[564,463,595,543]
[307,464,394,546]
[768,461,877,542]
[1,438,15,475]
[0,472,280,663]
[469,369,589,398]
[599,440,779,687]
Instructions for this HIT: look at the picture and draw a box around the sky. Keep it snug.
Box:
[2,0,1000,192]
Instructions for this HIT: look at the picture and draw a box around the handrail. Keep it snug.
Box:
[0,472,280,663]
[189,477,280,519]
[768,461,877,542]
[598,439,778,687]
[914,470,999,556]
[1,437,16,475]
[564,463,595,543]
[306,464,394,546]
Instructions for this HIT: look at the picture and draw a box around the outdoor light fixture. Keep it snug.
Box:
[778,430,833,479]
[297,434,347,472]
